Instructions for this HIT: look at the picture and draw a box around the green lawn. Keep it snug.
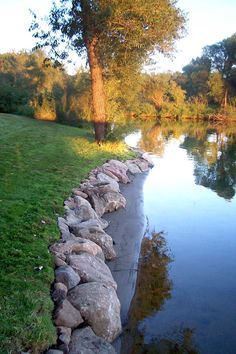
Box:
[0,114,133,353]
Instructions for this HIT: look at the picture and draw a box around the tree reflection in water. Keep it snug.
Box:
[121,232,198,354]
[181,132,236,200]
[139,120,236,200]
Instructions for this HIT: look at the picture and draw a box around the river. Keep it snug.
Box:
[122,121,236,354]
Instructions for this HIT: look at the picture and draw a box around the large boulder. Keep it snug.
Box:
[125,160,142,174]
[58,217,72,241]
[68,253,117,290]
[133,158,149,172]
[108,159,128,173]
[102,163,130,184]
[54,255,67,267]
[86,191,106,217]
[142,152,154,167]
[50,238,105,261]
[57,326,72,346]
[54,299,84,328]
[69,327,116,354]
[71,219,106,230]
[71,223,116,260]
[103,191,126,213]
[71,189,88,199]
[85,189,126,217]
[100,167,119,181]
[64,203,108,230]
[68,283,121,342]
[52,282,68,304]
[55,266,81,290]
[94,183,120,194]
[96,173,120,192]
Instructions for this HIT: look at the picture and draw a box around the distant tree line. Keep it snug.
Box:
[0,33,236,126]
[0,50,91,126]
[139,33,236,120]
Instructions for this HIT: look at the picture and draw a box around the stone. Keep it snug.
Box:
[91,182,120,194]
[57,326,71,345]
[103,191,126,213]
[142,152,154,167]
[85,189,126,217]
[64,205,108,230]
[133,158,149,172]
[54,255,67,267]
[108,159,128,172]
[55,266,81,290]
[69,327,116,354]
[65,196,109,229]
[71,224,116,260]
[58,344,69,354]
[64,198,76,209]
[86,191,105,217]
[54,299,83,328]
[73,219,105,230]
[64,208,81,227]
[102,163,130,184]
[71,189,88,199]
[88,174,98,183]
[58,217,71,241]
[52,283,68,304]
[101,168,119,181]
[68,283,121,342]
[46,350,64,354]
[125,160,142,174]
[96,173,120,192]
[68,254,117,289]
[54,252,67,262]
[50,238,105,261]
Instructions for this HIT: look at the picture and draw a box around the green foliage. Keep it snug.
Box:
[208,72,225,105]
[180,56,211,98]
[31,0,186,69]
[171,33,236,117]
[139,73,186,119]
[0,113,133,353]
[0,51,68,121]
[203,33,236,107]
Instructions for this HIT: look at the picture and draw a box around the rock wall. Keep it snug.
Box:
[46,153,153,354]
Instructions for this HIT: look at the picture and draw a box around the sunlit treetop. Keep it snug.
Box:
[30,0,186,69]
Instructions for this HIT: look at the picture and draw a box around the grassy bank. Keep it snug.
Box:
[0,114,133,353]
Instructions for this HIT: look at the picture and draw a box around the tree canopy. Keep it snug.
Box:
[203,33,236,107]
[30,0,186,141]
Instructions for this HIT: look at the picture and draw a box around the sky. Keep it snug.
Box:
[0,0,235,74]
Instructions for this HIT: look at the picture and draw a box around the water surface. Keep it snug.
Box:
[124,121,236,354]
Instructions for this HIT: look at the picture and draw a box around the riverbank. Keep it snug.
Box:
[48,157,151,353]
[0,114,134,353]
[104,172,148,352]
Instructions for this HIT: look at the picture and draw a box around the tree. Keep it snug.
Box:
[208,72,225,105]
[0,50,69,120]
[203,33,236,107]
[180,56,211,98]
[30,0,186,142]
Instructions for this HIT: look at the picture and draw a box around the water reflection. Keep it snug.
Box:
[138,121,236,201]
[123,120,236,353]
[120,232,198,354]
[181,133,236,200]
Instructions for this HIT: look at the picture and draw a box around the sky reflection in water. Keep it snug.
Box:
[125,122,236,354]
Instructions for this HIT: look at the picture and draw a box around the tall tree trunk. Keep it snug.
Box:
[87,37,107,143]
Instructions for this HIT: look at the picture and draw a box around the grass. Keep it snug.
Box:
[0,113,133,353]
